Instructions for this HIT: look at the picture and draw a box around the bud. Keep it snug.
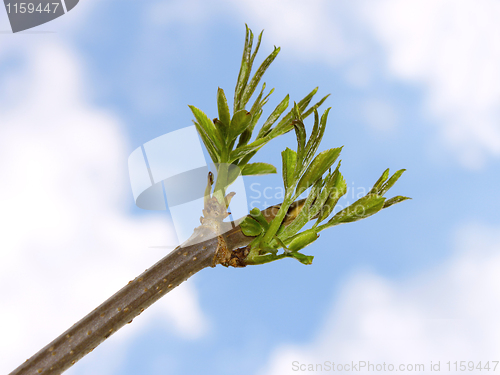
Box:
[286,229,319,252]
[240,217,264,237]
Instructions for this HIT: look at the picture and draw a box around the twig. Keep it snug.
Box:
[9,200,305,375]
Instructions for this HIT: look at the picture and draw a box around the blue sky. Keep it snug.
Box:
[1,1,500,375]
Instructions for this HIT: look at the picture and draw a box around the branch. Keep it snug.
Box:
[9,200,305,375]
[9,25,411,375]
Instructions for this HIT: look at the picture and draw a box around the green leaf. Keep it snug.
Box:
[383,195,411,209]
[250,207,270,230]
[325,194,386,227]
[296,147,342,196]
[301,94,330,119]
[248,83,267,116]
[237,110,262,148]
[192,120,219,163]
[281,148,297,190]
[237,149,258,166]
[307,109,321,153]
[238,84,271,148]
[292,119,306,173]
[379,169,406,196]
[217,87,231,129]
[241,162,277,176]
[292,100,304,121]
[369,168,389,194]
[229,136,270,162]
[229,109,253,141]
[234,25,254,112]
[286,251,314,265]
[286,229,319,252]
[213,119,227,141]
[309,162,340,219]
[189,105,224,151]
[237,130,252,148]
[279,178,322,240]
[257,94,289,139]
[316,167,347,223]
[303,108,330,167]
[240,216,264,237]
[249,29,263,68]
[296,87,318,112]
[241,46,280,108]
[270,87,319,136]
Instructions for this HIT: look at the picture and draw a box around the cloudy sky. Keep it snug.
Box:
[1,1,500,374]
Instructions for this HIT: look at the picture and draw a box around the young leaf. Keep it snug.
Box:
[229,110,252,141]
[296,87,318,112]
[249,30,263,68]
[316,168,347,223]
[248,83,266,116]
[383,195,411,209]
[292,119,306,172]
[303,108,330,167]
[241,162,277,176]
[237,150,257,166]
[240,216,264,236]
[306,109,320,154]
[192,120,219,163]
[285,229,319,252]
[295,147,342,196]
[301,94,331,119]
[238,84,271,147]
[285,251,314,265]
[369,168,390,194]
[309,163,340,219]
[229,136,270,162]
[379,169,406,196]
[250,207,270,230]
[241,46,280,108]
[257,94,290,139]
[217,88,231,128]
[237,128,253,148]
[270,87,319,136]
[282,148,297,190]
[213,119,228,141]
[279,178,323,239]
[189,105,224,151]
[237,110,262,148]
[325,194,386,227]
[234,25,254,112]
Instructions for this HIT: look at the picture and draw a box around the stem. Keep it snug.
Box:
[314,222,330,233]
[261,194,293,246]
[213,162,229,204]
[244,253,286,265]
[9,228,217,375]
[9,199,307,375]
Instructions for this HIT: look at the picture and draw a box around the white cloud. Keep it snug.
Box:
[220,0,352,64]
[212,0,500,167]
[361,98,399,132]
[0,38,208,374]
[362,0,500,168]
[258,222,500,375]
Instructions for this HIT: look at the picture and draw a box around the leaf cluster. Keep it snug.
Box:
[241,105,410,265]
[189,25,329,194]
[190,25,410,266]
